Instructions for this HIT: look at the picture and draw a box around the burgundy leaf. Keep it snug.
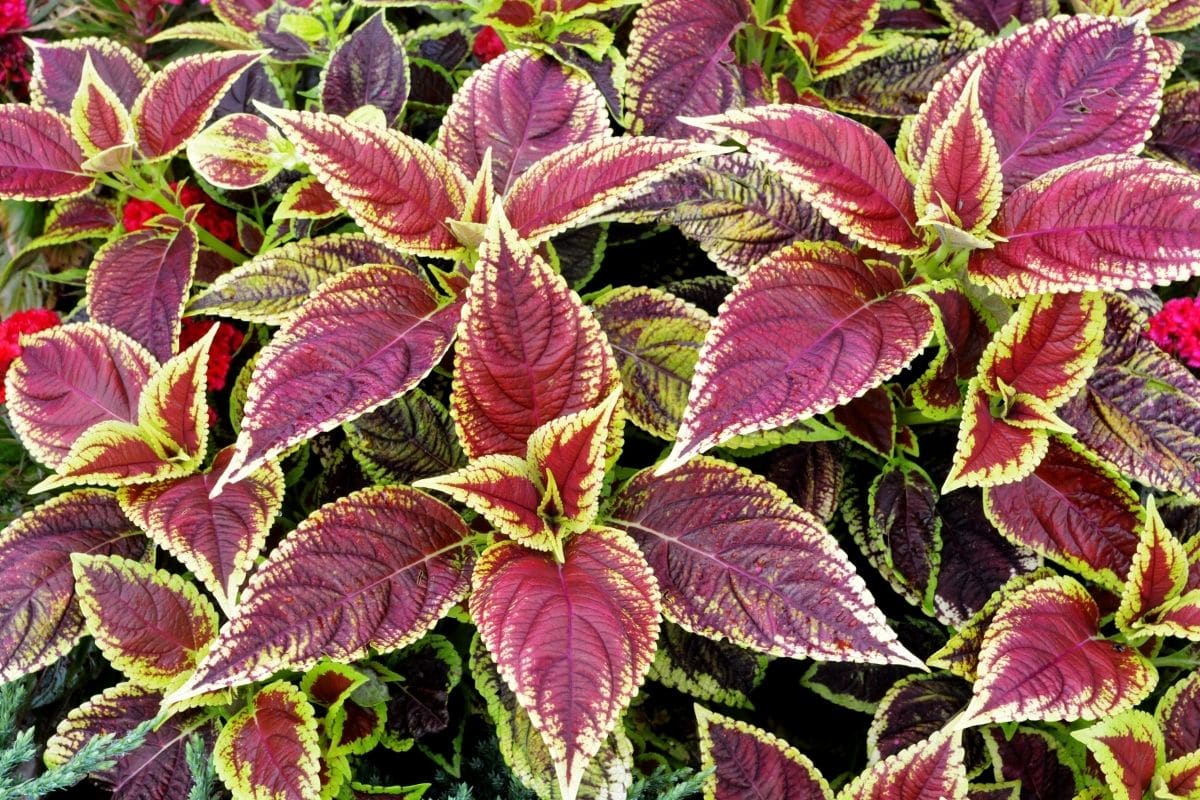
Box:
[321,11,409,124]
[696,705,832,800]
[840,728,968,800]
[983,727,1078,800]
[936,0,1053,34]
[214,682,320,800]
[869,674,973,761]
[1152,81,1200,170]
[0,107,93,201]
[1158,671,1200,761]
[30,38,149,113]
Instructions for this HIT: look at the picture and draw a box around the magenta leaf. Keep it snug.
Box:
[170,486,474,702]
[0,491,145,681]
[219,265,459,489]
[664,242,933,470]
[696,705,832,800]
[623,0,750,139]
[1152,81,1200,170]
[320,11,408,124]
[840,728,967,800]
[86,223,198,363]
[471,528,660,800]
[30,38,149,113]
[906,15,1164,193]
[0,106,94,201]
[935,0,1053,34]
[609,457,924,668]
[969,156,1200,296]
[437,49,610,194]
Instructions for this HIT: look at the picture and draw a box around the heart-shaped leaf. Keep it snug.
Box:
[664,242,934,470]
[696,705,832,800]
[609,456,925,668]
[471,528,660,800]
[170,486,474,701]
[214,682,321,800]
[187,112,287,190]
[0,491,145,682]
[959,575,1156,727]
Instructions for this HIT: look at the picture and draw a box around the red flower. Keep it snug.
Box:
[180,318,245,391]
[0,308,60,403]
[122,182,239,248]
[0,0,29,96]
[473,26,506,64]
[1148,296,1200,369]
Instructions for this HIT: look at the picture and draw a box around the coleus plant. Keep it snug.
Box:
[6,2,1200,800]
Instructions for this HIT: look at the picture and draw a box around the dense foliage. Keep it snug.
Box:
[5,0,1200,798]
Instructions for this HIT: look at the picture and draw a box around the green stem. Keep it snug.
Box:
[125,169,246,264]
[1152,654,1200,669]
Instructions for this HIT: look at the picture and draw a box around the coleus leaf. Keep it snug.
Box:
[0,106,94,201]
[69,56,133,166]
[754,441,845,523]
[1157,671,1200,761]
[944,291,1105,491]
[912,288,992,419]
[685,106,923,254]
[868,674,973,761]
[45,682,214,799]
[833,387,896,457]
[589,285,709,439]
[87,222,198,363]
[216,265,460,490]
[471,637,634,800]
[382,635,461,749]
[932,0,1055,34]
[1116,496,1189,632]
[451,209,619,458]
[471,528,660,800]
[29,37,148,114]
[773,0,886,81]
[913,66,1002,242]
[320,11,408,124]
[838,728,968,800]
[1160,753,1200,799]
[983,437,1142,592]
[855,460,940,612]
[622,0,749,139]
[695,705,832,800]
[1059,294,1200,500]
[169,486,474,702]
[609,456,925,668]
[188,233,414,325]
[31,326,216,492]
[958,574,1156,727]
[274,175,342,221]
[663,242,934,471]
[72,553,218,690]
[187,113,287,191]
[1150,0,1200,32]
[118,447,284,616]
[437,49,610,194]
[131,51,262,161]
[904,15,1164,193]
[5,323,157,468]
[417,455,548,548]
[1073,710,1163,800]
[214,681,321,800]
[344,389,466,485]
[0,490,145,682]
[969,156,1200,296]
[502,136,723,245]
[981,727,1081,800]
[648,621,768,710]
[1151,81,1200,170]
[261,107,469,258]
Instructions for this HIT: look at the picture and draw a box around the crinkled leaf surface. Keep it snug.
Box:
[868,674,973,761]
[609,457,924,668]
[320,11,408,124]
[344,389,466,485]
[838,728,967,800]
[0,106,93,201]
[30,38,149,114]
[1151,81,1200,169]
[1158,671,1200,761]
[696,705,832,800]
[214,681,321,800]
[1073,710,1163,800]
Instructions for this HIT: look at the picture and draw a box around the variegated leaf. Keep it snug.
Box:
[969,156,1200,296]
[590,285,710,439]
[0,491,145,682]
[609,457,925,668]
[622,0,749,139]
[649,622,767,710]
[187,113,287,190]
[344,389,465,485]
[905,16,1163,193]
[471,528,659,800]
[119,447,284,616]
[838,728,967,800]
[131,51,262,161]
[0,106,93,201]
[416,454,552,549]
[30,38,149,114]
[1152,81,1200,170]
[696,705,832,800]
[5,323,158,469]
[502,136,722,245]
[1157,671,1200,761]
[69,56,133,162]
[214,682,321,800]
[188,233,414,325]
[981,728,1079,800]
[857,460,941,612]
[320,11,409,124]
[437,49,610,193]
[868,674,974,762]
[912,288,992,419]
[685,106,923,254]
[169,487,474,702]
[932,0,1056,34]
[984,438,1142,591]
[452,210,619,458]
[274,175,342,221]
[261,107,469,258]
[959,575,1156,727]
[72,554,218,689]
[217,265,459,490]
[1150,0,1200,31]
[1073,710,1163,800]
[1116,496,1189,632]
[775,0,885,80]
[664,242,933,471]
[87,222,198,363]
